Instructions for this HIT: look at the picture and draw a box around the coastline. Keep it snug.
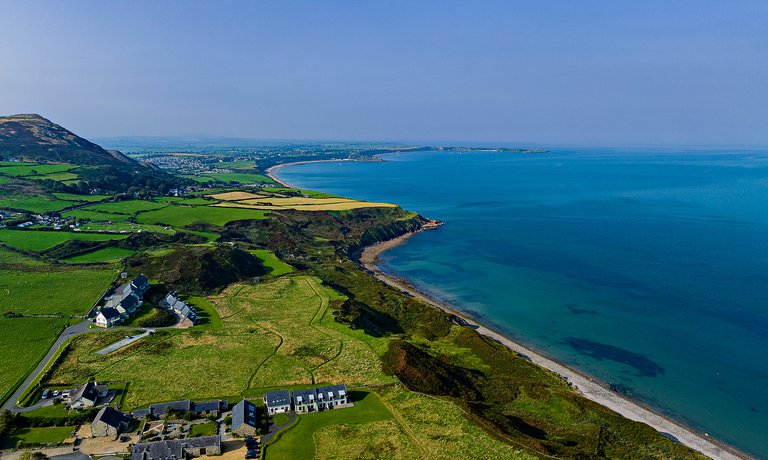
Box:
[358,228,749,460]
[266,159,358,188]
[269,162,751,460]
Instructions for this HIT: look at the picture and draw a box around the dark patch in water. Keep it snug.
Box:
[565,303,597,315]
[458,200,505,207]
[564,337,665,377]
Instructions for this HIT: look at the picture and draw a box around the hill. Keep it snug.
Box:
[0,114,136,166]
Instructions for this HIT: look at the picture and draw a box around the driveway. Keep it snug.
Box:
[260,412,296,443]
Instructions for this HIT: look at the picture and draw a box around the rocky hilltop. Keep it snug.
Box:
[0,113,136,166]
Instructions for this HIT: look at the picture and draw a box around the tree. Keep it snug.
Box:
[18,451,48,460]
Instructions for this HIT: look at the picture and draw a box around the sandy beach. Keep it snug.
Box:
[266,159,356,188]
[358,227,750,460]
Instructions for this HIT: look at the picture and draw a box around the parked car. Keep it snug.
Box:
[52,390,60,397]
[41,389,51,399]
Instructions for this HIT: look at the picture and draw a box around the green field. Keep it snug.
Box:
[154,197,213,206]
[183,172,274,184]
[189,422,216,437]
[47,276,389,408]
[77,222,174,234]
[0,317,59,407]
[265,391,393,460]
[83,200,168,215]
[185,296,222,329]
[0,164,76,177]
[250,250,294,276]
[0,267,115,315]
[2,425,75,448]
[135,205,268,227]
[61,209,130,221]
[0,229,128,251]
[52,193,110,203]
[0,196,75,213]
[64,247,135,263]
[27,171,79,182]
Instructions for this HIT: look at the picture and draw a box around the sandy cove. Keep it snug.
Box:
[358,226,750,460]
[266,159,359,188]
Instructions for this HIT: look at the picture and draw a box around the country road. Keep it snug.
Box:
[2,320,175,413]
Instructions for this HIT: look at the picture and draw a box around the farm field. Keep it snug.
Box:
[0,229,128,251]
[2,425,76,448]
[135,205,268,227]
[52,193,110,203]
[215,201,396,211]
[77,222,174,234]
[264,391,394,460]
[0,195,75,213]
[249,249,294,276]
[0,317,59,407]
[83,200,168,215]
[209,191,264,201]
[61,209,130,221]
[0,164,76,177]
[185,172,274,184]
[0,267,115,315]
[64,247,135,263]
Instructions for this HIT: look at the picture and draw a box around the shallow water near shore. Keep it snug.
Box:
[276,148,768,457]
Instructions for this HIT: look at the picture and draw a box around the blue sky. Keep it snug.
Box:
[1,1,766,145]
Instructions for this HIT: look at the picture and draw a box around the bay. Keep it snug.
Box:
[276,149,768,457]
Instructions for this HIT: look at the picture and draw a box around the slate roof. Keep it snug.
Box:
[132,274,150,293]
[192,400,227,413]
[293,384,348,405]
[93,406,132,429]
[264,390,291,408]
[231,400,258,431]
[130,436,220,460]
[72,382,100,404]
[149,400,192,415]
[118,295,139,310]
[99,307,121,321]
[132,409,151,418]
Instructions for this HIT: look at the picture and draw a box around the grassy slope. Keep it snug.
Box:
[63,246,135,263]
[0,317,59,406]
[0,229,128,251]
[249,249,294,276]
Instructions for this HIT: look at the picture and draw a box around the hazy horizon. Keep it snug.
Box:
[2,1,767,146]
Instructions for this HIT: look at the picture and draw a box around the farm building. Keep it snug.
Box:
[130,435,221,460]
[95,307,122,327]
[92,406,133,437]
[231,399,259,436]
[70,381,109,409]
[292,384,350,414]
[263,390,291,415]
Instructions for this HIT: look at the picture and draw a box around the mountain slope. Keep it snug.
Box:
[0,114,136,166]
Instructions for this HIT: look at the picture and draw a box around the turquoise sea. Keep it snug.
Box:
[276,149,768,457]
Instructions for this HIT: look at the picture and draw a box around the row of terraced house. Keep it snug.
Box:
[263,384,351,415]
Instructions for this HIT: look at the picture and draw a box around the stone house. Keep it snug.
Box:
[231,399,258,436]
[92,406,133,437]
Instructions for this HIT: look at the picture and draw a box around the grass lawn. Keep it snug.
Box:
[135,205,268,227]
[249,250,294,276]
[0,196,75,213]
[3,425,76,447]
[0,317,59,407]
[23,402,71,419]
[0,267,115,315]
[265,391,393,460]
[0,229,128,252]
[272,413,290,426]
[185,296,222,329]
[64,247,135,263]
[83,200,167,215]
[189,422,216,437]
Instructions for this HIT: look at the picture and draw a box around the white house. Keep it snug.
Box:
[95,307,122,327]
